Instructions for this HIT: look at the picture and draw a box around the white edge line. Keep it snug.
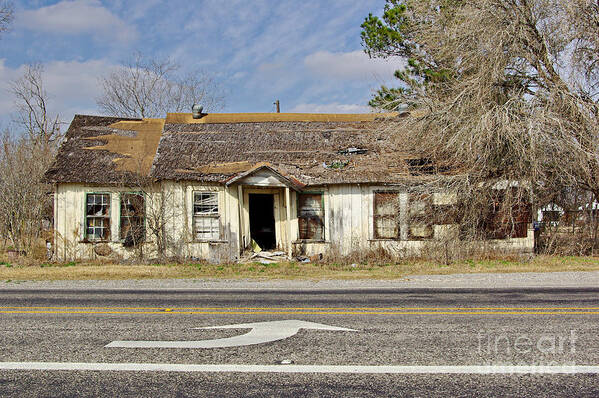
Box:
[0,363,597,374]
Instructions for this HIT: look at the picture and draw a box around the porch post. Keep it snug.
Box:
[237,185,245,251]
[285,187,292,258]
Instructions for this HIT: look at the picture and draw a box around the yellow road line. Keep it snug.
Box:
[3,306,599,311]
[1,310,599,315]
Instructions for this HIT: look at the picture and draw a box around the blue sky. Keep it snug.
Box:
[0,0,403,126]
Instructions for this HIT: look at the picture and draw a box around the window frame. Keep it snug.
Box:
[372,191,401,240]
[84,192,111,242]
[485,188,531,239]
[192,191,221,241]
[408,192,434,240]
[119,192,146,245]
[296,191,325,242]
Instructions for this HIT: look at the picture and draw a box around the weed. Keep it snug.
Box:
[0,255,598,281]
[260,262,279,268]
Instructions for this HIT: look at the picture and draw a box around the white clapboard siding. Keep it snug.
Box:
[52,182,534,261]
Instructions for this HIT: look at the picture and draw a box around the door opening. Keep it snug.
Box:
[249,193,276,250]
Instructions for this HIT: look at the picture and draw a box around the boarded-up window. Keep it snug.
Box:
[120,193,145,246]
[86,193,110,241]
[374,192,399,239]
[298,193,324,240]
[433,205,458,225]
[486,189,531,239]
[193,192,220,240]
[409,193,433,240]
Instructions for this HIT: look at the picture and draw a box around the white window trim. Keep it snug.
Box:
[84,192,111,242]
[192,191,221,241]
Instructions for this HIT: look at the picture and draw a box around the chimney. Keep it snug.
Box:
[274,100,280,113]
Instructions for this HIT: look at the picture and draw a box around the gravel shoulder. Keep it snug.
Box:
[1,270,599,290]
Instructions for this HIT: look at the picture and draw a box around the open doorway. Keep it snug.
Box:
[249,193,276,250]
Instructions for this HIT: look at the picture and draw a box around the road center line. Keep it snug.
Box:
[0,362,597,374]
[1,310,599,315]
[3,306,599,310]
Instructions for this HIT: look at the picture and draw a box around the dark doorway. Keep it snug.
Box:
[249,194,276,250]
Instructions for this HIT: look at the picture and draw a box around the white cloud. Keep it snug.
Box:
[16,0,137,42]
[231,71,247,80]
[289,103,372,114]
[304,50,404,81]
[0,58,118,123]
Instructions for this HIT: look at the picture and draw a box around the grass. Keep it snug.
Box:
[0,255,598,281]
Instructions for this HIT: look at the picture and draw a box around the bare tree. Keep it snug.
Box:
[566,0,599,97]
[0,1,13,37]
[96,53,226,118]
[361,0,599,252]
[0,131,54,254]
[10,63,62,146]
[0,64,60,256]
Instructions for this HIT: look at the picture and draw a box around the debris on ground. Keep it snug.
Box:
[240,250,290,264]
[251,239,262,253]
[239,250,323,264]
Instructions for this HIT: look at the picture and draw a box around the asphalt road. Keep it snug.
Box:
[1,287,599,397]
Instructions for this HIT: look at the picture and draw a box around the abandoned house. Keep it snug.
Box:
[43,112,534,262]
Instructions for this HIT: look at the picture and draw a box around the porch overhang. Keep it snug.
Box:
[224,163,305,191]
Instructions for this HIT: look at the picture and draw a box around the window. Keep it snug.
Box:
[485,189,531,239]
[120,193,145,246]
[374,192,399,239]
[86,193,110,241]
[298,193,324,240]
[409,193,433,239]
[193,192,220,240]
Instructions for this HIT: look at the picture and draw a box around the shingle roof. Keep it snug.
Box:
[45,112,441,186]
[151,115,411,185]
[44,115,141,184]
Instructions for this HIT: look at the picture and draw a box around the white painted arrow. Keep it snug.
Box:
[105,320,356,349]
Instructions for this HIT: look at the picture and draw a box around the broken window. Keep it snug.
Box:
[374,192,400,239]
[409,193,433,240]
[86,193,110,241]
[120,193,145,246]
[298,193,324,240]
[193,192,220,240]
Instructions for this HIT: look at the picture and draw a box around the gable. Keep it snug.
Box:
[225,164,304,191]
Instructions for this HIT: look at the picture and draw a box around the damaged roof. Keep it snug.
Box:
[45,112,439,186]
[44,115,164,184]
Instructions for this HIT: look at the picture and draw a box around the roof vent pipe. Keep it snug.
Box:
[191,104,204,119]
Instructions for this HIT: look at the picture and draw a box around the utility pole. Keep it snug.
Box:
[274,100,280,113]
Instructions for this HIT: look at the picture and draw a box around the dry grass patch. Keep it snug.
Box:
[0,255,599,281]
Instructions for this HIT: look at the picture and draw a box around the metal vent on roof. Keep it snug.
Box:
[192,104,204,119]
